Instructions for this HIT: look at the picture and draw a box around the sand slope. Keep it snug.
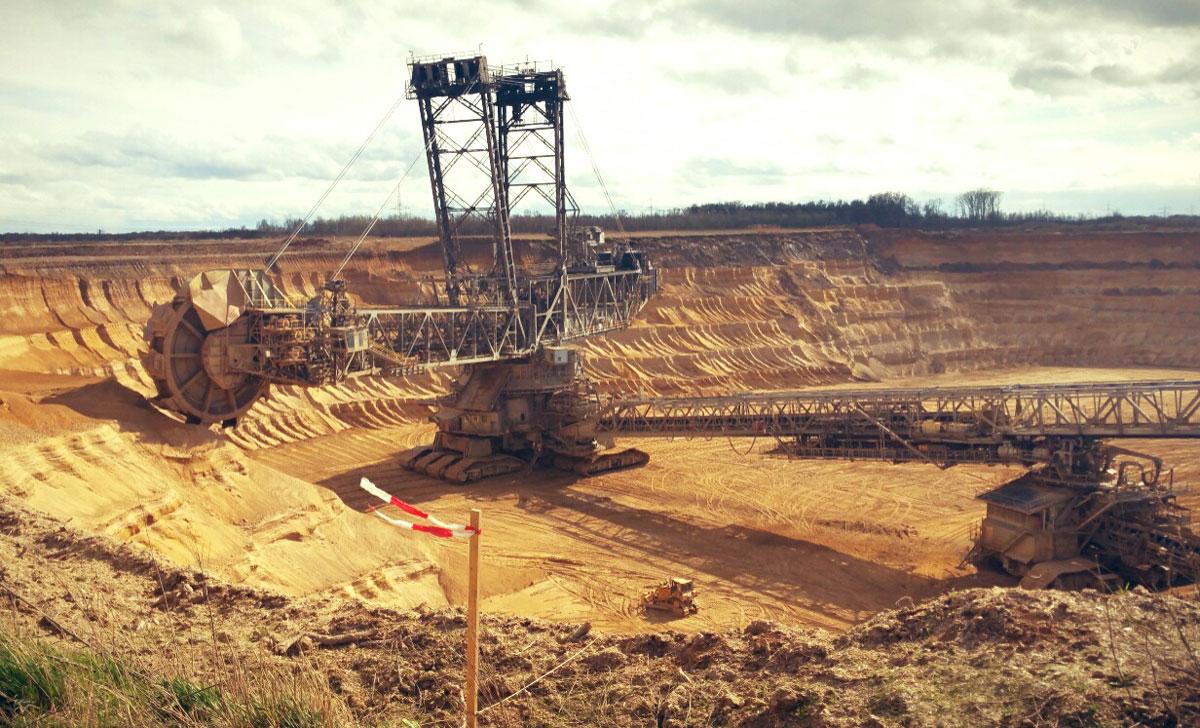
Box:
[0,380,474,609]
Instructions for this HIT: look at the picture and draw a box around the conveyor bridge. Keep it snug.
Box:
[598,380,1200,468]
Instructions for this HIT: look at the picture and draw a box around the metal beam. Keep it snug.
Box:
[599,381,1200,441]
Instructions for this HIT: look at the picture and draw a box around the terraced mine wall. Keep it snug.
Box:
[2,228,1199,395]
[586,228,1200,394]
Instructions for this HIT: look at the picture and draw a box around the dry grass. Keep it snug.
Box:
[0,612,376,728]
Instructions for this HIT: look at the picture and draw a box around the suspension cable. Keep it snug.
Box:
[332,73,487,280]
[265,90,408,271]
[330,147,427,280]
[567,103,626,235]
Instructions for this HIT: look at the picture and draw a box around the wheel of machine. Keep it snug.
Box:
[551,447,650,476]
[142,295,267,425]
[1051,571,1111,591]
[1000,556,1029,578]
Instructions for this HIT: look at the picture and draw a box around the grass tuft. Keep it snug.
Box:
[243,697,326,728]
[0,633,67,719]
[158,676,223,722]
[0,621,364,727]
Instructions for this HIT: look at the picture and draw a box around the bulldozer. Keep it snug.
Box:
[642,578,698,618]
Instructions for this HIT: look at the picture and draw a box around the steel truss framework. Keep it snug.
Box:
[494,64,577,262]
[354,266,657,373]
[185,55,658,396]
[409,55,514,303]
[598,381,1200,445]
[389,53,656,369]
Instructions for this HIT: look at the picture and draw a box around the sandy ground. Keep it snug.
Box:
[247,365,1200,633]
[2,228,1200,636]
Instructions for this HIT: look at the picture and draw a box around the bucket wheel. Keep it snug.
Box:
[142,274,268,425]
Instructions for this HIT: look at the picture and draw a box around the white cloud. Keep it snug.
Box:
[165,5,245,61]
[1,0,1198,232]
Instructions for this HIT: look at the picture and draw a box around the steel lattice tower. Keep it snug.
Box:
[494,64,578,266]
[407,55,515,304]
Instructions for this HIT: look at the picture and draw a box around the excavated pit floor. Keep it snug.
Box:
[247,365,1200,633]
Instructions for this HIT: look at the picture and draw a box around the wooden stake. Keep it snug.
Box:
[465,509,481,728]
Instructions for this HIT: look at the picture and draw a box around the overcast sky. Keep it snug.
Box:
[2,0,1199,233]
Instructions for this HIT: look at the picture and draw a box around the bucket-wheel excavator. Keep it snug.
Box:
[142,54,657,481]
[142,53,1200,591]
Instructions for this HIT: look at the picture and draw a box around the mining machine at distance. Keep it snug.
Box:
[142,54,657,481]
[598,380,1200,589]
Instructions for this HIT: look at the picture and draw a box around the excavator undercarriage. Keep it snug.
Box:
[398,348,648,483]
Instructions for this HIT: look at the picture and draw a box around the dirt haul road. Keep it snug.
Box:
[2,227,1199,633]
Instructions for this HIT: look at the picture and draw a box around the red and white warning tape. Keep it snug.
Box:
[359,477,479,539]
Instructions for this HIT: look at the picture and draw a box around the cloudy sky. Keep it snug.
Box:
[2,0,1199,233]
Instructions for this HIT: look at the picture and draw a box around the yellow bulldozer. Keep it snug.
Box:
[642,578,698,618]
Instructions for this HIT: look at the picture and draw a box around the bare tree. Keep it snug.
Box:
[956,188,1002,222]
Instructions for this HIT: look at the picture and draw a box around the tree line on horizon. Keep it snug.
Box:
[3,189,1185,243]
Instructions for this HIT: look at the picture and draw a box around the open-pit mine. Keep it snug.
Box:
[3,223,1200,634]
[3,52,1200,727]
[2,58,1200,662]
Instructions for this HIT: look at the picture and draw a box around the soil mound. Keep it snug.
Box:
[3,502,1197,727]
